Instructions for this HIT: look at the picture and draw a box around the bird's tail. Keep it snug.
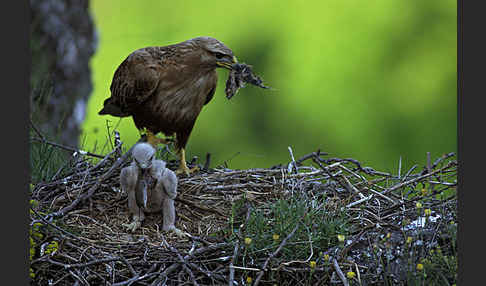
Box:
[98,97,130,117]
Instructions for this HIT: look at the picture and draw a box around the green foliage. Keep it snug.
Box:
[406,195,457,285]
[366,187,457,285]
[404,226,457,285]
[29,199,64,281]
[29,204,43,280]
[226,177,456,284]
[30,140,68,184]
[229,191,350,284]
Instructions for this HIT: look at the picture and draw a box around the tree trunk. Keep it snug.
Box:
[30,0,97,148]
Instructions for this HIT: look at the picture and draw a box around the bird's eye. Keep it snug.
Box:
[215,52,225,59]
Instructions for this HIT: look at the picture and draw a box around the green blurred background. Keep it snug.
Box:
[82,0,457,173]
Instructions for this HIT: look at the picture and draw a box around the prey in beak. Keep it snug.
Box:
[139,165,155,209]
[216,56,238,70]
[224,61,269,99]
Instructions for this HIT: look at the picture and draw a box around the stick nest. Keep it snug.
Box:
[29,141,457,285]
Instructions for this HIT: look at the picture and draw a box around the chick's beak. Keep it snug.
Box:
[217,56,238,69]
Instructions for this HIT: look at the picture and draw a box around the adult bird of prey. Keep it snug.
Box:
[99,36,237,175]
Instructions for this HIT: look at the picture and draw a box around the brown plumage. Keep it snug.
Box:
[99,36,236,175]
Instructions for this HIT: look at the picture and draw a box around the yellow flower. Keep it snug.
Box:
[337,234,345,242]
[273,234,280,241]
[323,254,330,261]
[416,202,423,209]
[309,261,316,268]
[386,232,391,239]
[421,188,427,196]
[346,271,356,279]
[246,276,252,284]
[244,237,252,245]
[406,236,413,244]
[424,209,432,216]
[416,263,424,271]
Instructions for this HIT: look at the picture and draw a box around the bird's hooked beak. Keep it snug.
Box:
[216,56,238,70]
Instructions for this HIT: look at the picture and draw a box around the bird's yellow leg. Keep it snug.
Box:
[139,128,172,147]
[176,148,199,176]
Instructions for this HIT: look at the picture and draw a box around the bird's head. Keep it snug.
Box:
[191,36,237,70]
[131,142,155,170]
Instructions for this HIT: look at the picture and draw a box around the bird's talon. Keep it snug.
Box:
[175,166,199,176]
[123,221,141,232]
[165,226,186,238]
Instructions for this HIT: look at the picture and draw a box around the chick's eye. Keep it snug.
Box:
[215,52,225,59]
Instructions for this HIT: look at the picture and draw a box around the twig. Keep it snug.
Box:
[112,264,158,286]
[45,256,120,269]
[254,223,300,286]
[401,164,417,182]
[203,153,211,171]
[176,197,226,216]
[119,255,137,277]
[341,174,365,199]
[30,118,46,141]
[161,236,200,286]
[228,241,239,286]
[295,149,327,165]
[84,138,123,174]
[150,243,230,285]
[346,195,373,208]
[30,206,84,242]
[47,139,143,219]
[365,187,397,204]
[332,258,349,286]
[382,161,456,195]
[398,156,402,180]
[31,137,105,159]
[355,262,362,286]
[287,146,298,173]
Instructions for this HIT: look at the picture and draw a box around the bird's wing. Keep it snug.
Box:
[153,160,178,199]
[109,49,164,112]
